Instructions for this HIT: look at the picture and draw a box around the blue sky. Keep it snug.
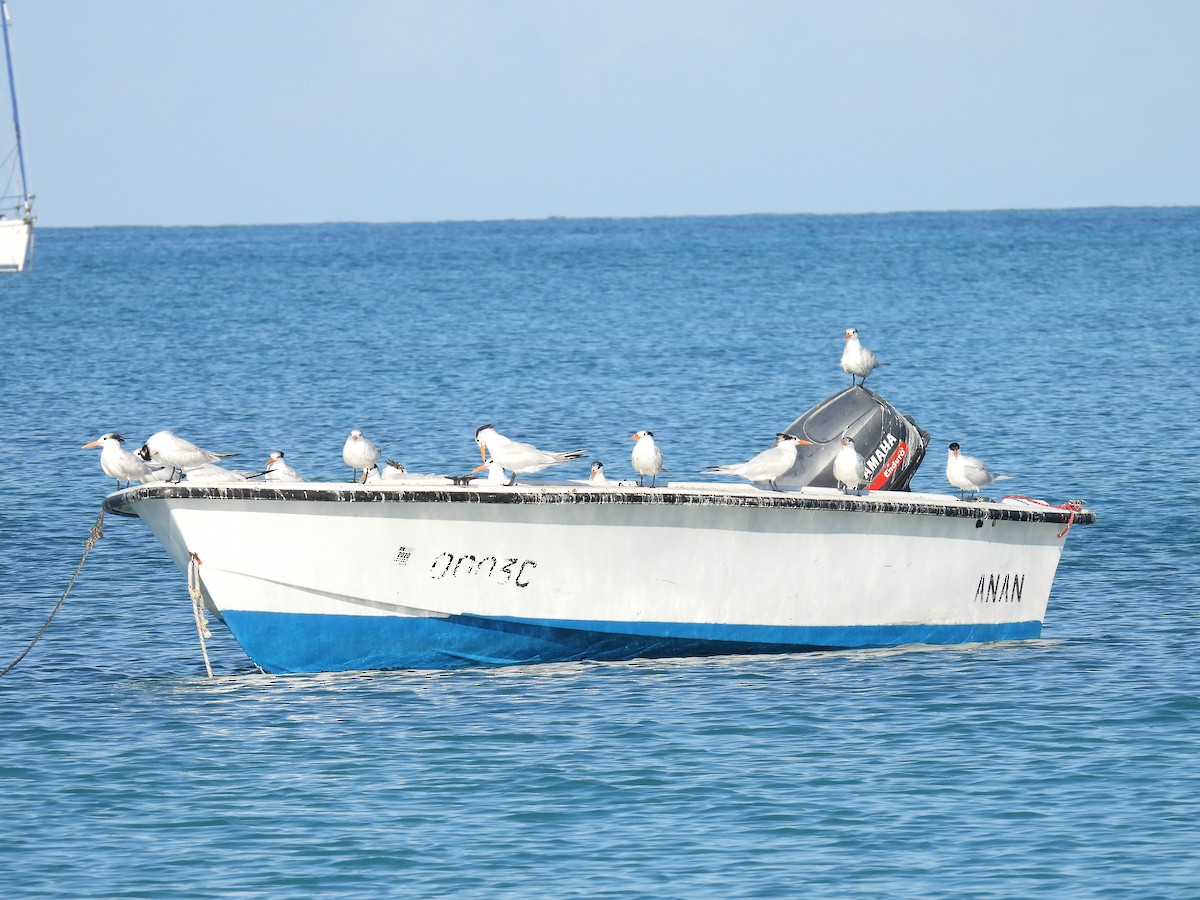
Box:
[9,1,1199,227]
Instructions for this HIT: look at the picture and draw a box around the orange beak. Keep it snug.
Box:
[81,440,101,449]
[628,434,639,441]
[478,442,487,462]
[471,460,489,474]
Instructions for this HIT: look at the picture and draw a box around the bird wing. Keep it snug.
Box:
[960,455,993,486]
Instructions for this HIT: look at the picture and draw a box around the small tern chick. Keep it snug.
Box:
[704,433,813,492]
[471,457,513,485]
[833,436,868,493]
[946,442,1014,500]
[629,430,666,487]
[138,431,238,482]
[841,327,889,386]
[264,450,305,483]
[82,433,155,489]
[343,429,381,483]
[572,461,636,487]
[474,424,587,486]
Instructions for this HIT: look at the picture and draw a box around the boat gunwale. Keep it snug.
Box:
[101,482,1095,526]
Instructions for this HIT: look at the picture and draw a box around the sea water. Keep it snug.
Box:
[1,209,1198,897]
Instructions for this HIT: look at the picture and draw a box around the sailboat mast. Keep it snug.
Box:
[1,0,30,209]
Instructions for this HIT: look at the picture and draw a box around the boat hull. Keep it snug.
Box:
[0,216,31,271]
[104,483,1091,673]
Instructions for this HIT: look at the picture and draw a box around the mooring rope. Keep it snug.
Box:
[0,509,106,678]
[1002,496,1086,539]
[187,552,214,679]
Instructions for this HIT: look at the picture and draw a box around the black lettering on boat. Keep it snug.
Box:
[431,552,453,579]
[516,560,537,588]
[431,552,537,588]
[974,573,1026,603]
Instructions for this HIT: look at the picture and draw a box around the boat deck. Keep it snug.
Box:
[102,481,1095,527]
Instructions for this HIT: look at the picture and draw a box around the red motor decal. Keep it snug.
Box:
[869,442,908,490]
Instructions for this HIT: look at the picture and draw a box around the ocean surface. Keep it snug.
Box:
[1,209,1198,897]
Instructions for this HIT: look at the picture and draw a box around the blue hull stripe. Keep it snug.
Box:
[221,610,1043,674]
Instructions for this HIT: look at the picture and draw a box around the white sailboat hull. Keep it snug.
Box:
[104,482,1093,673]
[0,215,30,271]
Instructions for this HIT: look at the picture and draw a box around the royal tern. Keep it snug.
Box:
[374,459,455,485]
[380,459,408,481]
[833,436,868,493]
[183,463,253,483]
[571,461,637,488]
[474,424,587,485]
[629,430,666,487]
[264,450,305,483]
[946,442,1014,500]
[81,433,156,488]
[343,429,381,483]
[703,433,813,491]
[140,465,174,484]
[471,458,513,485]
[137,431,238,482]
[841,327,889,386]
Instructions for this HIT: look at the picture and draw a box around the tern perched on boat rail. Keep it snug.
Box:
[474,424,587,485]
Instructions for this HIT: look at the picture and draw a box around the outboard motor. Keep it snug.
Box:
[777,386,929,491]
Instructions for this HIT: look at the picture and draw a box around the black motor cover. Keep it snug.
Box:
[776,386,929,491]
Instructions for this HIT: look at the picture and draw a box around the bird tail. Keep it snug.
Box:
[555,449,588,462]
[703,465,737,474]
[994,474,1015,482]
[214,451,240,459]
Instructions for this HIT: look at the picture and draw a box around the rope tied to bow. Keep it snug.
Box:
[1002,496,1086,539]
[187,552,214,679]
[0,509,106,678]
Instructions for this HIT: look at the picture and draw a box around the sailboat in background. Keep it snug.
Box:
[0,0,33,272]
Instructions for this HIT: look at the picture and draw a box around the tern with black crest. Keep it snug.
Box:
[82,433,156,488]
[474,424,586,485]
[704,433,813,491]
[264,450,305,483]
[946,442,1014,499]
[137,431,237,482]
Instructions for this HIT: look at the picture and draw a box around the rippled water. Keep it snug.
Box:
[2,210,1198,896]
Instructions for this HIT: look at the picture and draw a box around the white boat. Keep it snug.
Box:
[100,388,1093,673]
[0,0,33,273]
[103,478,1093,674]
